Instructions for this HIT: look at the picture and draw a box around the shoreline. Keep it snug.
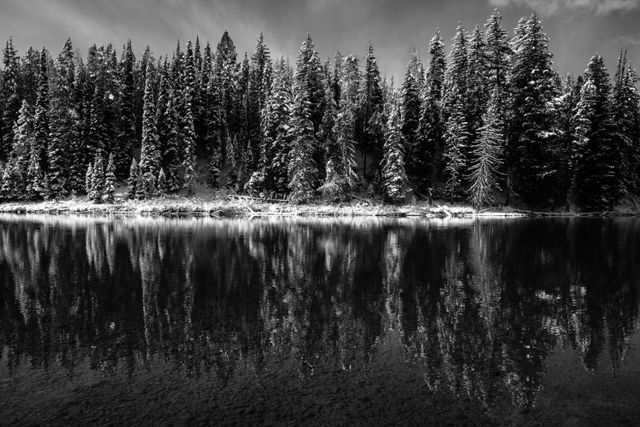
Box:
[0,195,638,219]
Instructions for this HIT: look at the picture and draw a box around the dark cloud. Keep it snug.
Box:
[1,0,640,81]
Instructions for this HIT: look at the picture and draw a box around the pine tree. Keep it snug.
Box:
[91,153,106,202]
[117,40,137,178]
[468,88,504,208]
[506,14,562,207]
[612,50,640,195]
[248,34,272,172]
[85,162,95,200]
[182,92,197,195]
[162,86,182,193]
[2,38,21,162]
[414,30,446,194]
[48,38,77,198]
[443,91,470,200]
[158,167,168,195]
[127,157,139,200]
[466,25,488,141]
[382,101,410,203]
[259,58,292,196]
[484,10,511,96]
[33,47,50,177]
[570,55,622,211]
[288,35,324,202]
[401,49,421,150]
[443,23,468,120]
[361,42,386,180]
[138,65,160,198]
[104,153,116,203]
[8,100,34,196]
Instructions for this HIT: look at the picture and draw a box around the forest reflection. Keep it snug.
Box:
[1,215,639,409]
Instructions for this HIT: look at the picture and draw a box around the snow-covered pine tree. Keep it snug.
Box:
[335,55,360,193]
[468,88,504,208]
[361,42,386,180]
[33,47,50,180]
[127,157,139,200]
[259,57,292,196]
[8,100,34,196]
[158,167,168,195]
[382,100,410,204]
[117,39,137,178]
[85,162,95,200]
[48,38,77,198]
[318,83,346,200]
[182,91,197,195]
[612,50,640,196]
[506,14,563,207]
[248,34,272,173]
[138,65,160,198]
[91,153,106,203]
[443,88,470,201]
[214,31,238,153]
[288,35,324,203]
[466,25,489,142]
[401,49,421,151]
[104,153,116,203]
[484,10,511,97]
[443,22,468,121]
[162,87,182,193]
[1,38,21,162]
[570,55,622,211]
[414,30,446,194]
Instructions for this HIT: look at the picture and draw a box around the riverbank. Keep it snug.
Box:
[0,193,637,218]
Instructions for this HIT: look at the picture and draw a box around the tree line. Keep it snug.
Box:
[0,10,639,210]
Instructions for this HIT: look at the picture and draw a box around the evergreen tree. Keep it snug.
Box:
[414,30,446,194]
[259,58,292,196]
[162,87,183,193]
[570,55,623,210]
[484,10,511,97]
[158,167,168,195]
[382,101,410,203]
[361,42,385,180]
[506,14,562,207]
[1,38,21,161]
[443,23,468,119]
[48,38,77,198]
[85,162,95,200]
[288,35,324,202]
[612,50,640,195]
[467,25,489,140]
[117,39,137,177]
[138,66,160,198]
[8,100,34,196]
[127,157,139,200]
[401,49,421,150]
[182,92,197,195]
[33,47,50,176]
[104,152,116,203]
[443,91,470,200]
[468,88,504,208]
[248,34,272,172]
[91,153,105,202]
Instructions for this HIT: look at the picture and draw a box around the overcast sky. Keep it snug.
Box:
[1,0,640,81]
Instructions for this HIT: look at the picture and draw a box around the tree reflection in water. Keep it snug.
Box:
[0,215,638,409]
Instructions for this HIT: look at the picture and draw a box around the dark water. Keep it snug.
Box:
[1,215,639,426]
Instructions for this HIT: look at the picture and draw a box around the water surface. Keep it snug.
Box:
[1,215,639,425]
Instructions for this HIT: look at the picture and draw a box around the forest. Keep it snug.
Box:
[0,10,639,211]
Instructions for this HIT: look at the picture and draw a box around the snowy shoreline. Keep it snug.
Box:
[0,196,637,219]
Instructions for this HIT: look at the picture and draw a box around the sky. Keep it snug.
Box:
[2,0,640,81]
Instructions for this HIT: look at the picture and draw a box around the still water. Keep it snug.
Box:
[0,215,639,425]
